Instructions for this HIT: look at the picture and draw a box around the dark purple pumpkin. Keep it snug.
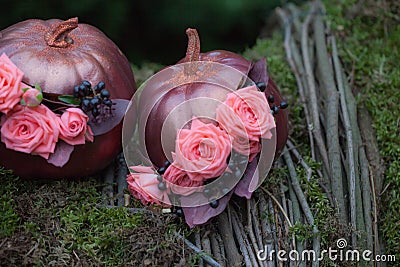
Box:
[142,29,288,169]
[0,18,136,179]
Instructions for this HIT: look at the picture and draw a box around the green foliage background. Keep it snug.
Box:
[0,0,302,65]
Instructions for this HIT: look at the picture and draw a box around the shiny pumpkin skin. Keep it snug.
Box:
[0,18,136,179]
[144,50,288,168]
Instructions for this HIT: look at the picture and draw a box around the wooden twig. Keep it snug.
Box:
[301,3,330,175]
[231,209,255,267]
[216,233,226,267]
[312,4,348,226]
[283,148,320,267]
[195,230,204,267]
[202,230,212,260]
[174,231,222,267]
[251,198,268,267]
[210,231,224,266]
[247,200,266,267]
[331,34,357,247]
[261,188,293,228]
[258,193,277,267]
[286,139,312,181]
[369,165,381,263]
[276,7,316,162]
[217,212,243,267]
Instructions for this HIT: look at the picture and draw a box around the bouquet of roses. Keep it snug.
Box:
[123,29,288,227]
[0,52,127,168]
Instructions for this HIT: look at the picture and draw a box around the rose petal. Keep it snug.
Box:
[47,141,75,167]
[181,191,234,228]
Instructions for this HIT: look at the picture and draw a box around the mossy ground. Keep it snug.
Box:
[0,169,194,266]
[1,0,399,265]
[324,0,400,261]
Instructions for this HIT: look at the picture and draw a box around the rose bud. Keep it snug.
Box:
[21,86,43,107]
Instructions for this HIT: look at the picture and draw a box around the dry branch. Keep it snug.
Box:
[301,3,330,175]
[330,34,358,247]
[283,148,320,267]
[217,212,243,267]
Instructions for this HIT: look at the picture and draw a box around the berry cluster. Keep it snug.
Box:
[73,80,113,121]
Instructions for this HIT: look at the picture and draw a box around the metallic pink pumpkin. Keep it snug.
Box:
[0,18,136,179]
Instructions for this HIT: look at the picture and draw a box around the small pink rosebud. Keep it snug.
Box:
[21,87,43,107]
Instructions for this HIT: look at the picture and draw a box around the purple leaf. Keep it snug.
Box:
[248,58,269,86]
[181,191,234,228]
[47,141,74,167]
[234,159,259,199]
[88,99,129,136]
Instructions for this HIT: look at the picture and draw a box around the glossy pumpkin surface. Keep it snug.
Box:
[0,18,136,179]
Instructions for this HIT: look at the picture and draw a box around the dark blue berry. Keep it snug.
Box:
[158,166,166,174]
[280,101,288,109]
[92,108,100,117]
[82,98,91,109]
[156,174,163,182]
[256,82,266,92]
[158,182,166,191]
[103,99,113,107]
[209,199,219,208]
[82,80,91,88]
[73,86,80,98]
[97,81,105,90]
[90,96,101,107]
[272,106,279,115]
[175,208,183,217]
[100,89,110,99]
[78,84,87,96]
[164,160,171,167]
[267,94,275,103]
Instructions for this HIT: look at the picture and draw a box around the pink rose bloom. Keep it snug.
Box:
[0,53,24,114]
[216,85,275,158]
[0,105,60,159]
[127,165,171,207]
[173,118,231,181]
[234,138,261,162]
[59,108,94,145]
[163,165,203,196]
[21,87,43,107]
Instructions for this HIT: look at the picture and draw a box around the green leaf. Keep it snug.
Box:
[58,95,81,105]
[35,84,42,92]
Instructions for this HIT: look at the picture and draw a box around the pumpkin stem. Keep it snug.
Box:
[185,28,200,62]
[44,17,78,48]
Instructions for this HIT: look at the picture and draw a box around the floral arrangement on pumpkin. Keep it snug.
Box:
[123,28,288,227]
[0,53,127,167]
[126,81,285,227]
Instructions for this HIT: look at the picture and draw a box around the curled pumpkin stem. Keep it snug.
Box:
[185,28,200,62]
[45,17,78,48]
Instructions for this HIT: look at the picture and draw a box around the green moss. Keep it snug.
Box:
[0,168,19,237]
[323,0,400,259]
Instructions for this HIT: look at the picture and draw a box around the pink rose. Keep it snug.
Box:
[0,53,24,114]
[233,138,261,162]
[216,85,275,157]
[0,105,60,159]
[127,166,171,206]
[163,165,203,196]
[59,108,94,145]
[172,118,231,181]
[21,87,43,107]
